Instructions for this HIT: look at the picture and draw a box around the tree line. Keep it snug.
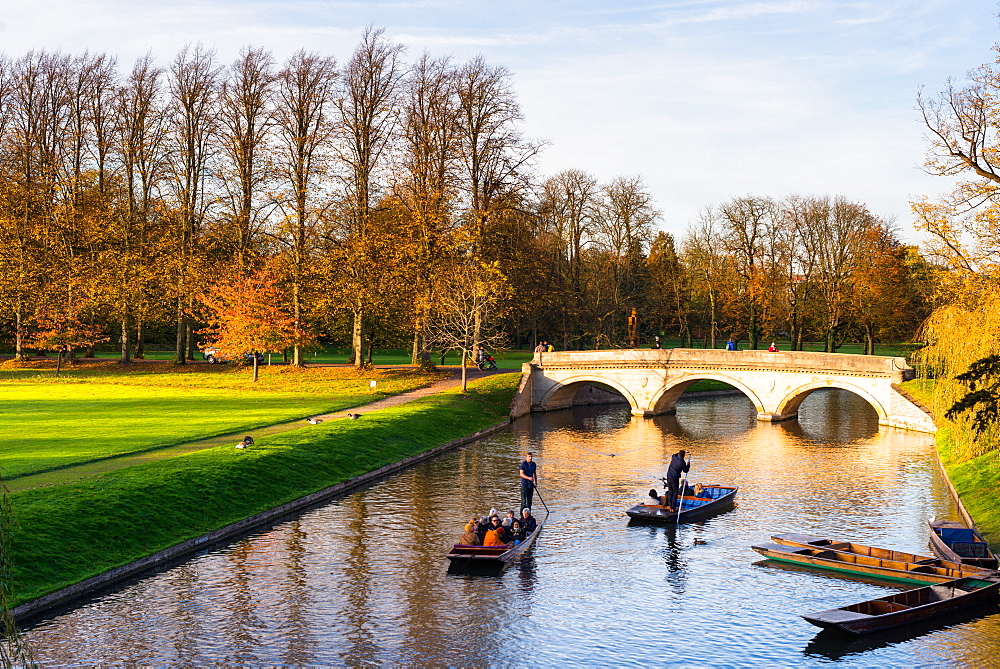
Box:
[0,29,932,366]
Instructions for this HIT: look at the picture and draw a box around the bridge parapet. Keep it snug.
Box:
[532,349,915,382]
[515,348,933,433]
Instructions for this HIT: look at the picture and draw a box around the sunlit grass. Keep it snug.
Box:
[0,361,446,479]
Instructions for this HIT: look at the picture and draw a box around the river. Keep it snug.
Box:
[20,389,1000,665]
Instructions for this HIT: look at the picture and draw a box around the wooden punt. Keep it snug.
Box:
[751,542,978,585]
[446,512,547,575]
[626,485,737,525]
[771,532,992,577]
[802,576,1000,634]
[928,520,1000,570]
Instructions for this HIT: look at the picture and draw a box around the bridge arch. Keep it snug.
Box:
[775,381,888,422]
[650,373,766,415]
[535,374,639,413]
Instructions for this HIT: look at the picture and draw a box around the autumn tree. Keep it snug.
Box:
[336,27,405,367]
[397,52,461,364]
[198,268,307,381]
[273,50,337,366]
[27,304,108,375]
[166,44,221,363]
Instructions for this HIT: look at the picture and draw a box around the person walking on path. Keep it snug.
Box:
[534,341,547,353]
[665,449,690,511]
[725,337,737,351]
[519,452,537,512]
[767,341,779,352]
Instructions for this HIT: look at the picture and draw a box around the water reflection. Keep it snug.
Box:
[22,390,1000,665]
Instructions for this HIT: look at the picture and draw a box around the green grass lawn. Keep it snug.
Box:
[6,373,521,607]
[0,361,444,479]
[936,427,1000,546]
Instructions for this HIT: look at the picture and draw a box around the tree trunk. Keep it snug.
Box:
[120,318,132,364]
[185,319,195,361]
[14,307,25,361]
[865,324,876,355]
[352,308,365,369]
[460,347,468,392]
[175,296,186,364]
[134,320,145,359]
[56,349,64,376]
[252,354,259,382]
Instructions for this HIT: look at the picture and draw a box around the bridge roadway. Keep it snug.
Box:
[509,348,936,433]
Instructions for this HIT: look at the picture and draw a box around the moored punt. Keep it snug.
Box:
[802,577,1000,635]
[626,485,737,525]
[929,520,1000,570]
[751,542,978,585]
[772,532,992,577]
[446,512,547,575]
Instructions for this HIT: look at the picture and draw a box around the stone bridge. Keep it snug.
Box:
[509,349,936,433]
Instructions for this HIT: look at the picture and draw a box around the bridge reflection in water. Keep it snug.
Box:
[22,390,996,665]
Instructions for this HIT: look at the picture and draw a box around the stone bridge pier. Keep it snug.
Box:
[509,349,936,433]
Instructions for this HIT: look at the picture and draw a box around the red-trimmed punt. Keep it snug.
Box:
[803,577,1000,635]
[446,512,547,575]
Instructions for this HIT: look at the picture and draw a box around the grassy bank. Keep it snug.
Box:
[8,373,520,608]
[899,379,1000,546]
[936,427,1000,546]
[0,361,443,479]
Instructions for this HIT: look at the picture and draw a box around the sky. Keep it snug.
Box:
[1,0,997,241]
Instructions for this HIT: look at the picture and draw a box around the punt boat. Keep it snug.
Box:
[928,520,1000,570]
[802,576,1000,634]
[446,511,547,575]
[751,542,978,585]
[626,485,738,524]
[771,532,992,577]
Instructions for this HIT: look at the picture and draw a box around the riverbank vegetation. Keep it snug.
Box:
[0,361,444,480]
[0,31,932,372]
[913,40,1000,543]
[7,372,519,608]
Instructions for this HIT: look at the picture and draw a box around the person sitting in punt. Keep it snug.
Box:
[477,516,490,541]
[459,523,481,546]
[509,520,525,544]
[502,510,516,529]
[694,483,711,499]
[483,524,507,547]
[521,508,537,535]
[648,489,664,506]
[490,515,507,541]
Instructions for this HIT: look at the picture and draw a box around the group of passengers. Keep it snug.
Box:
[647,483,712,509]
[458,508,537,547]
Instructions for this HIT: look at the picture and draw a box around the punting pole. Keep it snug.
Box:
[675,457,690,524]
[534,485,550,514]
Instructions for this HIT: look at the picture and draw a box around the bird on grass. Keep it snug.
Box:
[236,436,254,449]
[307,417,322,424]
[346,413,361,420]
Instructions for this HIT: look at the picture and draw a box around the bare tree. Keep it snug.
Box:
[455,55,541,256]
[425,261,508,391]
[273,50,337,366]
[219,46,276,268]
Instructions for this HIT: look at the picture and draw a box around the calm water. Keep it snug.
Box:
[22,390,1000,665]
